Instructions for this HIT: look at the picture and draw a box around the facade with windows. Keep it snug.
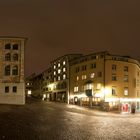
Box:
[47,54,82,103]
[42,68,53,101]
[69,51,140,112]
[0,37,26,104]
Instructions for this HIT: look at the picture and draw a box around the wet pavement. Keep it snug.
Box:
[0,98,140,140]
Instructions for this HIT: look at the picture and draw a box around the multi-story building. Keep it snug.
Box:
[25,73,36,97]
[0,37,27,105]
[42,67,53,101]
[49,54,82,103]
[69,51,140,112]
[29,73,43,99]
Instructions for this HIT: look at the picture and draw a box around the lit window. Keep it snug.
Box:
[13,54,18,61]
[58,76,61,81]
[63,67,66,72]
[54,65,56,69]
[82,75,87,80]
[54,71,56,75]
[12,66,18,75]
[58,63,60,67]
[58,69,61,74]
[13,44,18,50]
[86,84,92,90]
[5,65,10,76]
[112,86,117,96]
[63,74,66,80]
[76,76,79,81]
[124,75,128,82]
[112,74,117,81]
[112,64,117,70]
[90,73,95,78]
[5,43,11,49]
[5,53,11,61]
[124,87,128,96]
[97,83,101,89]
[63,61,66,65]
[5,86,9,93]
[74,86,78,92]
[124,66,128,72]
[13,86,17,93]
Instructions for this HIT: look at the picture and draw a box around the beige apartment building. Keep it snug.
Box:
[69,51,140,112]
[0,37,26,105]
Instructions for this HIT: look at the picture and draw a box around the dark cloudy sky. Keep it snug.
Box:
[0,0,140,76]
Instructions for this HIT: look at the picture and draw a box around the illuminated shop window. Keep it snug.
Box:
[58,69,61,74]
[124,87,128,96]
[74,86,78,92]
[90,73,95,78]
[82,75,87,80]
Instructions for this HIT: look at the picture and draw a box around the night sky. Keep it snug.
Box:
[0,0,140,76]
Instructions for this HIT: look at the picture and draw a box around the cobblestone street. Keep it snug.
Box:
[0,98,140,140]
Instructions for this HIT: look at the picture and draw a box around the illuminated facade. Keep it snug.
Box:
[48,54,82,103]
[0,37,27,105]
[69,51,140,112]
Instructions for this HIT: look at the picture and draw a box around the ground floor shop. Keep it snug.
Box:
[43,91,67,102]
[69,95,140,113]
